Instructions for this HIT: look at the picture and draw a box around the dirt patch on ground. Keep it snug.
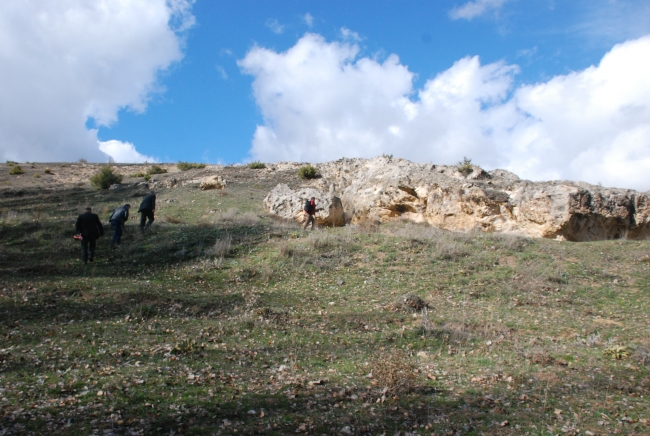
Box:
[499,255,517,267]
[592,318,624,327]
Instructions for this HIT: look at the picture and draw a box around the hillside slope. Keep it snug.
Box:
[0,162,649,435]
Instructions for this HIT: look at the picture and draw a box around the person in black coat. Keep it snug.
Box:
[75,207,105,264]
[138,191,156,231]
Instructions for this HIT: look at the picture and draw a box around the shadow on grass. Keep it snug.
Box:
[5,371,646,435]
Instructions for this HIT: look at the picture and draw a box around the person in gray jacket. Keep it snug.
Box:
[109,204,130,248]
[138,191,156,231]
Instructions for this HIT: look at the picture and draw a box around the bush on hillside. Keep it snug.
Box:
[90,166,123,189]
[457,156,473,176]
[147,165,167,175]
[9,165,25,175]
[248,161,266,169]
[298,165,319,179]
[177,162,206,171]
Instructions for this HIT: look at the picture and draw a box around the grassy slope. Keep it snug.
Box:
[0,166,649,435]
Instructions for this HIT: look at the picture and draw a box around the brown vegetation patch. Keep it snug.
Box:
[387,293,429,313]
[370,349,418,397]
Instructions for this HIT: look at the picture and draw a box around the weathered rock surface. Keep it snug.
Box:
[263,184,345,227]
[265,157,650,241]
[199,175,226,191]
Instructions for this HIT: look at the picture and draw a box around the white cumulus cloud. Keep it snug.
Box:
[0,0,193,163]
[240,33,650,190]
[449,0,509,20]
[99,140,158,163]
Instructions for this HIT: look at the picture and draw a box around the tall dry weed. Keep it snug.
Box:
[353,216,380,233]
[217,208,260,226]
[207,233,232,259]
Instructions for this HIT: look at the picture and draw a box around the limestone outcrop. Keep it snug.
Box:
[199,175,226,191]
[263,184,345,227]
[264,157,650,241]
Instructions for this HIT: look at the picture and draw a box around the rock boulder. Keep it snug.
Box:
[199,175,226,191]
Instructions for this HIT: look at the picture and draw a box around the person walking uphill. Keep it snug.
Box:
[75,207,104,264]
[303,197,317,230]
[109,204,130,249]
[138,191,156,231]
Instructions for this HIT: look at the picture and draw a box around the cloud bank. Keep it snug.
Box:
[98,140,157,163]
[0,0,193,163]
[240,33,650,191]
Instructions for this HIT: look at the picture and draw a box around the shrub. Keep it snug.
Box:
[177,162,206,171]
[6,160,16,166]
[147,165,167,175]
[90,166,123,189]
[248,161,266,169]
[43,168,52,175]
[298,164,319,179]
[78,158,88,163]
[33,174,41,178]
[9,165,25,175]
[370,349,417,397]
[143,174,151,181]
[130,172,146,178]
[457,156,473,176]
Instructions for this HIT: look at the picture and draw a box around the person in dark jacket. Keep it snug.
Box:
[75,207,104,264]
[109,204,130,248]
[303,197,316,230]
[138,191,156,231]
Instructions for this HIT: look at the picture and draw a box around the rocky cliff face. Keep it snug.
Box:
[263,157,650,241]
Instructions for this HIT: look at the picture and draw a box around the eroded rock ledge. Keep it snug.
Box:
[263,156,650,241]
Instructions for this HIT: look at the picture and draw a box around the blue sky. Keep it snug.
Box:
[2,0,650,189]
[99,0,649,163]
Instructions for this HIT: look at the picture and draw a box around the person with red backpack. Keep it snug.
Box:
[303,197,316,230]
[75,207,104,264]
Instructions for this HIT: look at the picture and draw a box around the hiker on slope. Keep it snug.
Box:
[303,197,317,230]
[138,191,156,231]
[75,207,104,264]
[109,203,130,249]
